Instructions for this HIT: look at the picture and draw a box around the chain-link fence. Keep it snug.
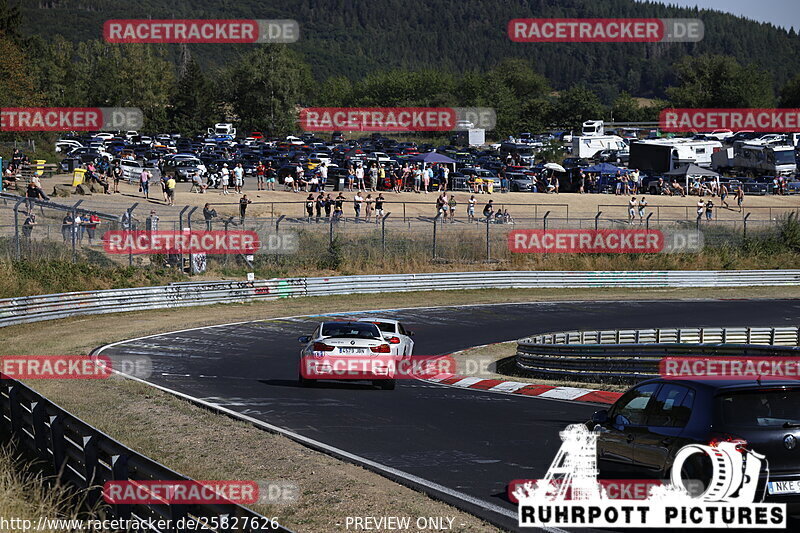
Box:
[1,192,796,273]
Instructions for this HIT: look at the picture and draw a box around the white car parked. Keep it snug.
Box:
[357,318,415,359]
[298,321,395,389]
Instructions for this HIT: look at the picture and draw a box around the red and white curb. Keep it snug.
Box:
[423,373,622,404]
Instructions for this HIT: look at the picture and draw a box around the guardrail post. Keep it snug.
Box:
[82,435,100,504]
[13,197,25,260]
[743,212,751,240]
[770,328,776,346]
[594,211,601,231]
[677,329,682,343]
[381,212,390,256]
[31,401,48,454]
[543,210,551,231]
[49,414,67,478]
[110,454,132,519]
[71,200,83,263]
[746,327,751,344]
[7,386,22,437]
[646,212,653,230]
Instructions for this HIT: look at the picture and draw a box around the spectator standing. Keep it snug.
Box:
[22,212,35,243]
[61,213,73,243]
[369,164,378,192]
[305,194,315,220]
[112,161,122,193]
[413,165,422,193]
[333,193,345,220]
[720,183,729,209]
[736,186,745,213]
[347,165,355,191]
[441,165,450,192]
[448,194,457,222]
[638,197,648,223]
[355,164,365,191]
[435,192,447,218]
[140,168,151,198]
[365,194,374,220]
[376,165,384,192]
[324,193,333,219]
[256,161,266,191]
[315,192,325,222]
[467,195,476,222]
[166,175,176,206]
[319,162,328,191]
[705,199,714,221]
[85,212,100,244]
[375,193,385,223]
[266,161,276,191]
[353,192,364,220]
[233,163,244,194]
[696,199,705,221]
[239,194,252,223]
[220,163,230,195]
[424,165,433,193]
[203,203,217,230]
[628,196,637,224]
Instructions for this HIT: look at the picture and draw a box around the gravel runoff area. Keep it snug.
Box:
[5,287,800,531]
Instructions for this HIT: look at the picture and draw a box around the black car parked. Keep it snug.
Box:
[590,378,800,510]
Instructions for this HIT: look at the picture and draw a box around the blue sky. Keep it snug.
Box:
[640,0,800,31]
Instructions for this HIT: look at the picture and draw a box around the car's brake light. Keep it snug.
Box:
[387,336,401,344]
[708,434,748,453]
[370,344,391,353]
[312,342,335,352]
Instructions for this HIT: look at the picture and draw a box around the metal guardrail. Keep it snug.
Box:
[516,326,800,384]
[2,271,800,328]
[0,378,290,532]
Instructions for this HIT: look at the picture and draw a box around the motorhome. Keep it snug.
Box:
[571,135,627,159]
[581,120,604,136]
[712,142,797,177]
[628,138,722,173]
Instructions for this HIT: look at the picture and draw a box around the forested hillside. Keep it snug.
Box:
[22,0,800,100]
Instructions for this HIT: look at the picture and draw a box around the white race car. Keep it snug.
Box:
[356,318,415,359]
[298,321,396,389]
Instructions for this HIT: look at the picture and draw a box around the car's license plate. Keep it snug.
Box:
[338,348,363,354]
[768,480,800,495]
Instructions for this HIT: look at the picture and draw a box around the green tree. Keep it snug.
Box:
[314,76,353,106]
[222,45,312,135]
[171,46,216,134]
[551,85,605,130]
[779,74,800,108]
[610,91,641,122]
[666,54,775,108]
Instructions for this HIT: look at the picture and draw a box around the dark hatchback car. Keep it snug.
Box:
[590,378,800,509]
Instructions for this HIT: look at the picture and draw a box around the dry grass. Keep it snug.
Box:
[0,444,92,533]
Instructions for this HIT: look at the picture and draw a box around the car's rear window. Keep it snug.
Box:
[365,322,395,334]
[718,389,800,428]
[321,322,381,339]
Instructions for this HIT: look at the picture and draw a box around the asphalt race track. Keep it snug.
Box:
[100,299,800,531]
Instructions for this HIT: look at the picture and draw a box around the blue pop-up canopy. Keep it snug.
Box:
[581,162,624,175]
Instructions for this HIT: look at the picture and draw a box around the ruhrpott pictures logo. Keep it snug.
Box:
[515,424,785,529]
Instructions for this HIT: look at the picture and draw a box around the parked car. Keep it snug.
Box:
[506,171,536,192]
[589,378,800,510]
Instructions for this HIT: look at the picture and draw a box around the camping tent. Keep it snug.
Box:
[409,152,457,164]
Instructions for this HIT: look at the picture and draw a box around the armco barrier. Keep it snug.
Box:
[516,326,800,384]
[0,378,291,533]
[2,270,800,328]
